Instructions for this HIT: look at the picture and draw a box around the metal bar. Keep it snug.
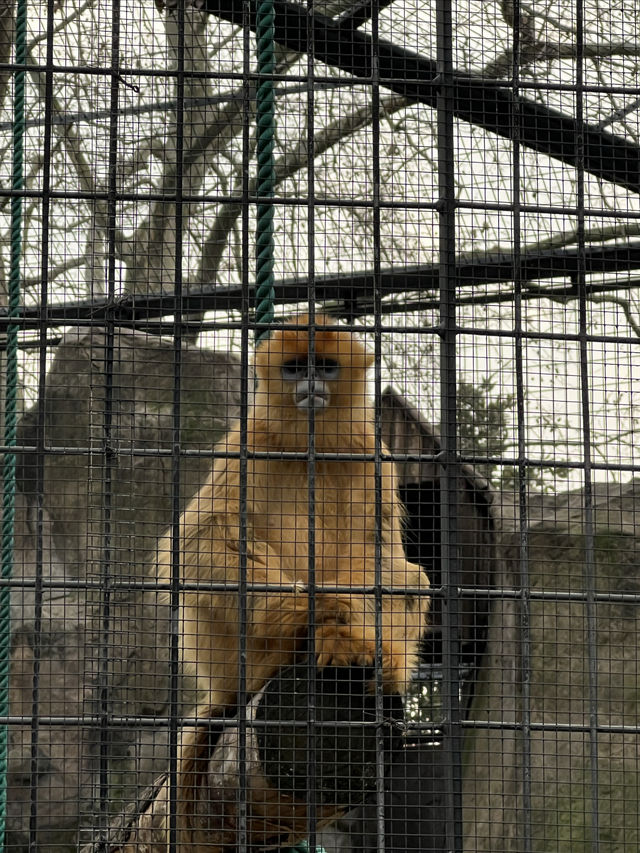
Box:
[10,440,640,467]
[9,317,640,350]
[196,0,640,194]
[12,440,640,477]
[1,711,640,736]
[10,321,640,351]
[94,0,122,839]
[4,185,640,218]
[6,238,640,324]
[510,4,533,850]
[167,321,183,843]
[2,56,640,97]
[26,0,56,840]
[574,3,600,848]
[236,2,253,847]
[306,7,319,843]
[167,2,187,851]
[436,0,463,848]
[370,2,388,851]
[6,575,640,605]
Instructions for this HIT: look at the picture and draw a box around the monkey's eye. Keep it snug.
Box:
[281,357,341,382]
[315,358,340,380]
[281,358,309,381]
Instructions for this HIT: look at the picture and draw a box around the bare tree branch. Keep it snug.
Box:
[22,255,90,291]
[585,294,640,338]
[0,0,14,115]
[122,0,375,294]
[195,92,409,287]
[27,0,94,49]
[477,219,640,258]
[520,2,607,39]
[484,36,640,78]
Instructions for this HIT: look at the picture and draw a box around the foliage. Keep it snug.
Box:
[456,377,569,493]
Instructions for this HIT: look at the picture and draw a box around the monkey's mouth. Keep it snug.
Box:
[295,391,330,410]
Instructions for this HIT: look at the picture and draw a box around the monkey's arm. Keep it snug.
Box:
[378,467,430,689]
[313,460,429,694]
[157,495,310,710]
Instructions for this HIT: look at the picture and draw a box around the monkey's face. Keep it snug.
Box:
[253,315,374,435]
[281,356,340,411]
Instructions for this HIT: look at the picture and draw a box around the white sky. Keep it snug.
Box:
[4,0,640,493]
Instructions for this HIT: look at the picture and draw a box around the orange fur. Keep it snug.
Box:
[157,314,429,710]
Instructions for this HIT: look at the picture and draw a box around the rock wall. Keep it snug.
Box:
[464,481,640,852]
[6,328,242,852]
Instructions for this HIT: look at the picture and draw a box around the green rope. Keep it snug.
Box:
[0,0,26,843]
[254,0,276,343]
[253,11,322,853]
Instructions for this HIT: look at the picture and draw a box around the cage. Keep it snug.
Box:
[1,0,640,849]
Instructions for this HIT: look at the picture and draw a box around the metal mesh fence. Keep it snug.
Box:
[1,0,639,849]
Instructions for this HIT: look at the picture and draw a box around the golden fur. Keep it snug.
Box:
[157,314,429,710]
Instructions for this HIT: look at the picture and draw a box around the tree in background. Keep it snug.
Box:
[0,0,639,487]
[455,378,570,493]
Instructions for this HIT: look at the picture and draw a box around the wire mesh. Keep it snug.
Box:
[1,0,640,850]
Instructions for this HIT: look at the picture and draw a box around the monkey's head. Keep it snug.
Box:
[253,315,374,440]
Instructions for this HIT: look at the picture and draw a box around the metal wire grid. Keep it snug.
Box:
[1,0,640,851]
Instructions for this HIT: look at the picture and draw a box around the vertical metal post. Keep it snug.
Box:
[97,0,122,837]
[305,3,318,840]
[168,1,186,849]
[237,3,253,849]
[28,0,55,841]
[435,0,462,849]
[510,4,533,851]
[369,1,387,851]
[574,1,600,849]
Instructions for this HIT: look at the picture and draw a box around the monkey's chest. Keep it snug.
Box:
[254,496,376,575]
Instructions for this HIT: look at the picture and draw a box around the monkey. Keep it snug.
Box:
[157,313,429,712]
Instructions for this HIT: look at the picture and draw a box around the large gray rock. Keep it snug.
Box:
[6,622,96,852]
[17,327,242,578]
[9,493,79,625]
[464,480,640,852]
[6,328,242,851]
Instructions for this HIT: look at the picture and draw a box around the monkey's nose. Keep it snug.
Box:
[294,380,330,410]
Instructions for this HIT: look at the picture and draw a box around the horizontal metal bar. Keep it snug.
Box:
[2,713,639,737]
[5,577,640,606]
[197,0,640,194]
[6,240,640,328]
[11,441,640,476]
[1,577,437,596]
[0,714,408,729]
[2,57,640,96]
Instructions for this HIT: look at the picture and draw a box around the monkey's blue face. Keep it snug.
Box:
[281,357,341,411]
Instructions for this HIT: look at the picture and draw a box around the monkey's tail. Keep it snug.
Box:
[176,704,237,845]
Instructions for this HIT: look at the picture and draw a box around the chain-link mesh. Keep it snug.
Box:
[0,0,638,850]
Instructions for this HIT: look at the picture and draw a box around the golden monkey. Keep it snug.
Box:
[157,314,429,711]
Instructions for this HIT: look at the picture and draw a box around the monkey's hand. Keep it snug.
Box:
[313,559,428,694]
[313,595,378,670]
